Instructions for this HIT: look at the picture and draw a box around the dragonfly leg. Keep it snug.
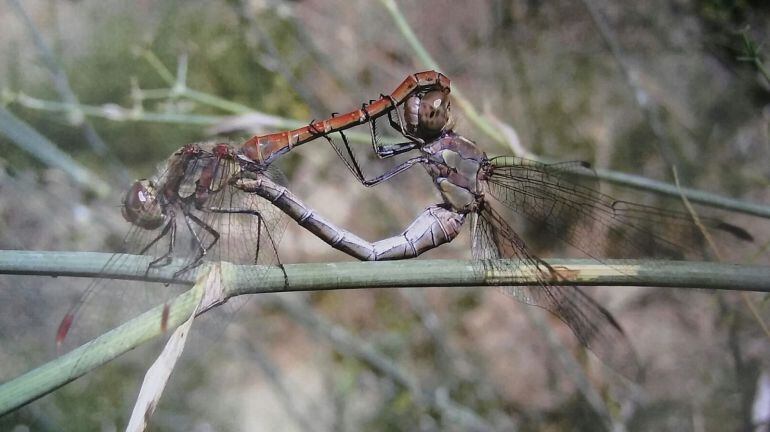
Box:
[172,212,220,277]
[306,116,420,187]
[359,155,427,187]
[307,116,368,184]
[207,206,289,286]
[373,141,419,158]
[336,127,419,185]
[366,97,420,158]
[234,174,466,261]
[143,213,177,271]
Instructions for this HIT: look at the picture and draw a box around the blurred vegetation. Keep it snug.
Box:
[1,0,770,431]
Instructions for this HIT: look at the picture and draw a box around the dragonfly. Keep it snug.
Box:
[60,70,751,378]
[229,71,753,377]
[55,142,290,347]
[56,71,452,347]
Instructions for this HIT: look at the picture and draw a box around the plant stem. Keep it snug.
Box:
[2,251,770,292]
[0,272,201,416]
[179,88,254,114]
[1,249,769,414]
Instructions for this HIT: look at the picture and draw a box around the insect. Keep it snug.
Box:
[55,71,450,347]
[61,71,751,377]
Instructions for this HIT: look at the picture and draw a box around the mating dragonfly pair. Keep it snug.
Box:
[59,71,751,378]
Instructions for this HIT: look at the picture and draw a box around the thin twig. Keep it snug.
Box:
[13,91,224,125]
[0,107,109,196]
[10,91,400,146]
[738,30,770,85]
[136,49,255,114]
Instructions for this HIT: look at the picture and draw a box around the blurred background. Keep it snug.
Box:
[1,0,770,430]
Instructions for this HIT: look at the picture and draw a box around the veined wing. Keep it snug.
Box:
[57,143,287,351]
[484,156,751,262]
[472,205,641,379]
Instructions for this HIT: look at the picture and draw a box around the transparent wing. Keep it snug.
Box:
[484,156,751,262]
[176,147,287,271]
[472,205,641,379]
[57,143,288,351]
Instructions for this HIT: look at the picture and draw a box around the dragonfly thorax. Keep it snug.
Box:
[122,179,166,230]
[422,133,486,214]
[405,89,454,140]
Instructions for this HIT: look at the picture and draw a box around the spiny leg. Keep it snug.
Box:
[366,97,418,158]
[307,113,420,187]
[143,214,177,271]
[327,128,426,187]
[173,211,220,278]
[306,116,368,185]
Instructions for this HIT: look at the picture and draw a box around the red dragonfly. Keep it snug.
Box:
[56,71,451,347]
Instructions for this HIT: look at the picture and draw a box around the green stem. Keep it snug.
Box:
[138,49,176,86]
[14,93,223,125]
[754,58,770,84]
[3,251,770,292]
[12,93,391,145]
[138,50,252,113]
[179,88,253,114]
[1,249,769,414]
[0,275,201,416]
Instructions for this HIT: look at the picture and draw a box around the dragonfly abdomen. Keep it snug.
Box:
[234,175,466,260]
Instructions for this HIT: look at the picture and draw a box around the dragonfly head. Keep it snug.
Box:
[405,88,454,141]
[122,179,166,230]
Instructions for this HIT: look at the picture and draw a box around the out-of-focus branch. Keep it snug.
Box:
[7,0,129,182]
[12,91,224,125]
[273,296,496,431]
[0,107,109,196]
[579,0,677,168]
[738,30,770,85]
[378,0,506,144]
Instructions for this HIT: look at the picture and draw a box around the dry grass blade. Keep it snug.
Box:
[126,264,222,431]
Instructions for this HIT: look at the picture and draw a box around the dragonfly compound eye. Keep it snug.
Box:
[405,89,453,140]
[121,179,165,230]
